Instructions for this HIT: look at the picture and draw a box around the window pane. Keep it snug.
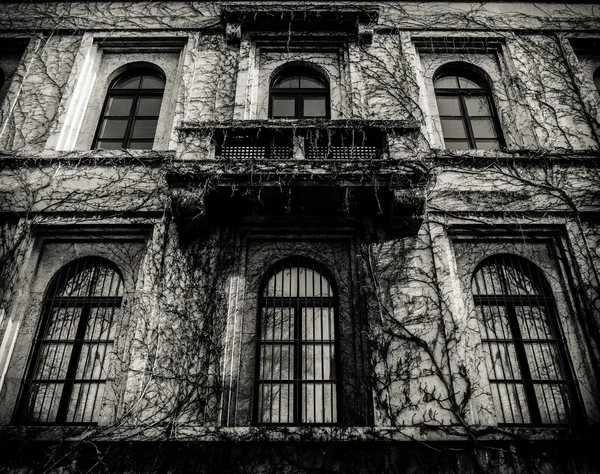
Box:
[302,308,334,340]
[113,75,142,89]
[302,344,335,380]
[303,97,327,117]
[34,343,73,379]
[76,343,112,379]
[436,96,461,116]
[465,96,491,116]
[274,76,299,88]
[136,97,162,116]
[434,76,459,88]
[259,383,292,423]
[525,343,561,380]
[261,308,294,340]
[22,383,62,423]
[475,140,499,150]
[476,305,513,340]
[128,141,153,150]
[483,342,521,380]
[99,119,128,139]
[535,384,571,424]
[298,268,331,297]
[260,344,294,380]
[131,119,158,139]
[441,118,467,139]
[458,76,482,89]
[471,118,497,139]
[105,97,133,116]
[95,140,123,150]
[66,382,104,423]
[491,382,530,424]
[300,76,326,88]
[444,140,471,150]
[515,306,552,340]
[272,96,296,117]
[140,75,165,89]
[301,383,336,423]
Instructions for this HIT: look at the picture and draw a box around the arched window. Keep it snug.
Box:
[434,67,502,150]
[93,68,165,150]
[17,258,123,424]
[472,255,578,425]
[255,257,338,424]
[269,68,329,119]
[594,67,600,95]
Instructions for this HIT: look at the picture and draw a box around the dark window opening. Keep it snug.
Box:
[472,255,579,426]
[93,69,165,150]
[270,69,330,119]
[16,257,123,425]
[255,257,339,425]
[434,68,503,150]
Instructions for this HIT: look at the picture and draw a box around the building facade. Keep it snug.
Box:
[1,1,600,472]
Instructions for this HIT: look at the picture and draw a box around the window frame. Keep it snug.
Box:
[269,69,331,119]
[15,257,124,426]
[253,257,341,426]
[92,68,166,150]
[472,254,581,427]
[434,68,505,150]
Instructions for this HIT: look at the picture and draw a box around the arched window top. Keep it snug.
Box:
[110,69,165,90]
[272,69,328,90]
[47,257,123,299]
[269,67,330,119]
[262,257,335,298]
[93,67,165,150]
[433,64,502,150]
[472,255,550,297]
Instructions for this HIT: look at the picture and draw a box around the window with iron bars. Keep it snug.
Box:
[16,257,123,425]
[254,257,339,425]
[472,254,579,426]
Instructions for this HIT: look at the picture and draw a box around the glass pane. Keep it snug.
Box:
[259,383,292,423]
[261,308,294,340]
[491,382,530,424]
[113,75,142,89]
[525,343,561,380]
[76,343,113,379]
[298,268,331,297]
[515,306,552,340]
[459,76,483,89]
[441,118,467,139]
[436,96,461,116]
[96,141,123,150]
[465,96,491,116]
[131,119,158,139]
[66,382,103,423]
[140,75,165,89]
[444,140,471,149]
[105,97,133,116]
[274,76,299,88]
[300,76,326,88]
[302,344,335,380]
[475,140,499,150]
[136,97,163,116]
[534,384,571,424]
[87,307,118,340]
[266,267,297,297]
[301,383,336,423]
[476,305,512,340]
[302,308,334,340]
[99,119,128,139]
[33,343,73,379]
[303,97,327,117]
[471,119,497,139]
[483,342,521,379]
[434,75,459,88]
[272,96,296,117]
[260,344,294,380]
[23,383,62,423]
[44,307,81,340]
[128,141,153,150]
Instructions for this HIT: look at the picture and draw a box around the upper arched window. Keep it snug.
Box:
[434,67,503,150]
[472,255,578,426]
[17,257,124,424]
[269,68,330,119]
[255,257,338,424]
[594,67,600,94]
[93,68,165,150]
